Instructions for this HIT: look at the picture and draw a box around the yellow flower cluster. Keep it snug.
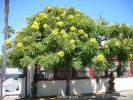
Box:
[61,29,68,37]
[58,51,65,57]
[52,29,58,35]
[68,15,74,19]
[70,39,75,44]
[43,24,49,29]
[70,39,76,50]
[63,11,66,15]
[89,38,96,43]
[15,30,19,36]
[63,34,68,38]
[39,13,47,19]
[17,42,23,48]
[78,29,84,34]
[71,44,76,50]
[96,54,104,62]
[47,6,52,10]
[5,39,11,45]
[125,24,130,28]
[75,9,80,13]
[55,16,60,20]
[123,39,127,45]
[57,21,63,27]
[84,34,88,38]
[115,41,120,47]
[70,26,76,32]
[61,11,66,17]
[31,21,39,30]
[129,54,132,58]
[61,29,66,34]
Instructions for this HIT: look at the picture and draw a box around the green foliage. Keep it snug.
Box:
[7,6,133,81]
[8,6,99,69]
[31,69,38,98]
[108,71,115,93]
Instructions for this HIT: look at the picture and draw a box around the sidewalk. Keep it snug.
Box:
[3,90,133,100]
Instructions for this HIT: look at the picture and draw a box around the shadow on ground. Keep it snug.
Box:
[15,92,123,100]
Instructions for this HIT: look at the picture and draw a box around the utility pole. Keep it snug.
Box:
[0,0,9,99]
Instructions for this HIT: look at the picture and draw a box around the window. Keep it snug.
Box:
[38,67,54,80]
[76,67,90,78]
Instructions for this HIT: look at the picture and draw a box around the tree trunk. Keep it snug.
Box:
[66,61,71,96]
[1,0,9,99]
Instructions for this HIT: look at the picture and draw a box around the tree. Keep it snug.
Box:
[1,0,9,99]
[8,6,99,96]
[7,6,133,96]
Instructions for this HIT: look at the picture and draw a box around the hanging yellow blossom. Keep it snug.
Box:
[17,42,23,48]
[15,30,19,36]
[58,51,65,57]
[125,24,130,28]
[70,26,76,32]
[61,11,66,17]
[123,39,127,45]
[71,44,76,50]
[70,39,75,44]
[39,13,47,19]
[5,39,11,45]
[129,54,132,58]
[63,33,68,38]
[89,38,96,43]
[115,41,120,47]
[57,21,63,27]
[43,24,49,29]
[61,13,65,17]
[84,34,88,38]
[61,29,66,34]
[55,17,60,20]
[52,29,58,35]
[96,54,104,62]
[47,6,52,10]
[31,21,39,30]
[78,29,84,34]
[68,15,74,19]
[63,11,66,15]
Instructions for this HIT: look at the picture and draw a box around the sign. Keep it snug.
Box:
[6,68,23,74]
[3,66,26,78]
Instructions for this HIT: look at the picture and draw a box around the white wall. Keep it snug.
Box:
[36,77,133,96]
[2,78,25,97]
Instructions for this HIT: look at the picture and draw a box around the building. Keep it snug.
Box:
[2,57,133,97]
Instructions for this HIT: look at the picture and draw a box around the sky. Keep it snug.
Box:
[0,0,133,54]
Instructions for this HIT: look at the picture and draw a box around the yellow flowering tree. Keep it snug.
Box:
[7,6,133,95]
[8,6,99,96]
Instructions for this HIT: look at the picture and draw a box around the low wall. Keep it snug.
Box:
[37,77,133,96]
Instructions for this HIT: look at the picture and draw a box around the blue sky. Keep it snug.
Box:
[0,0,133,54]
